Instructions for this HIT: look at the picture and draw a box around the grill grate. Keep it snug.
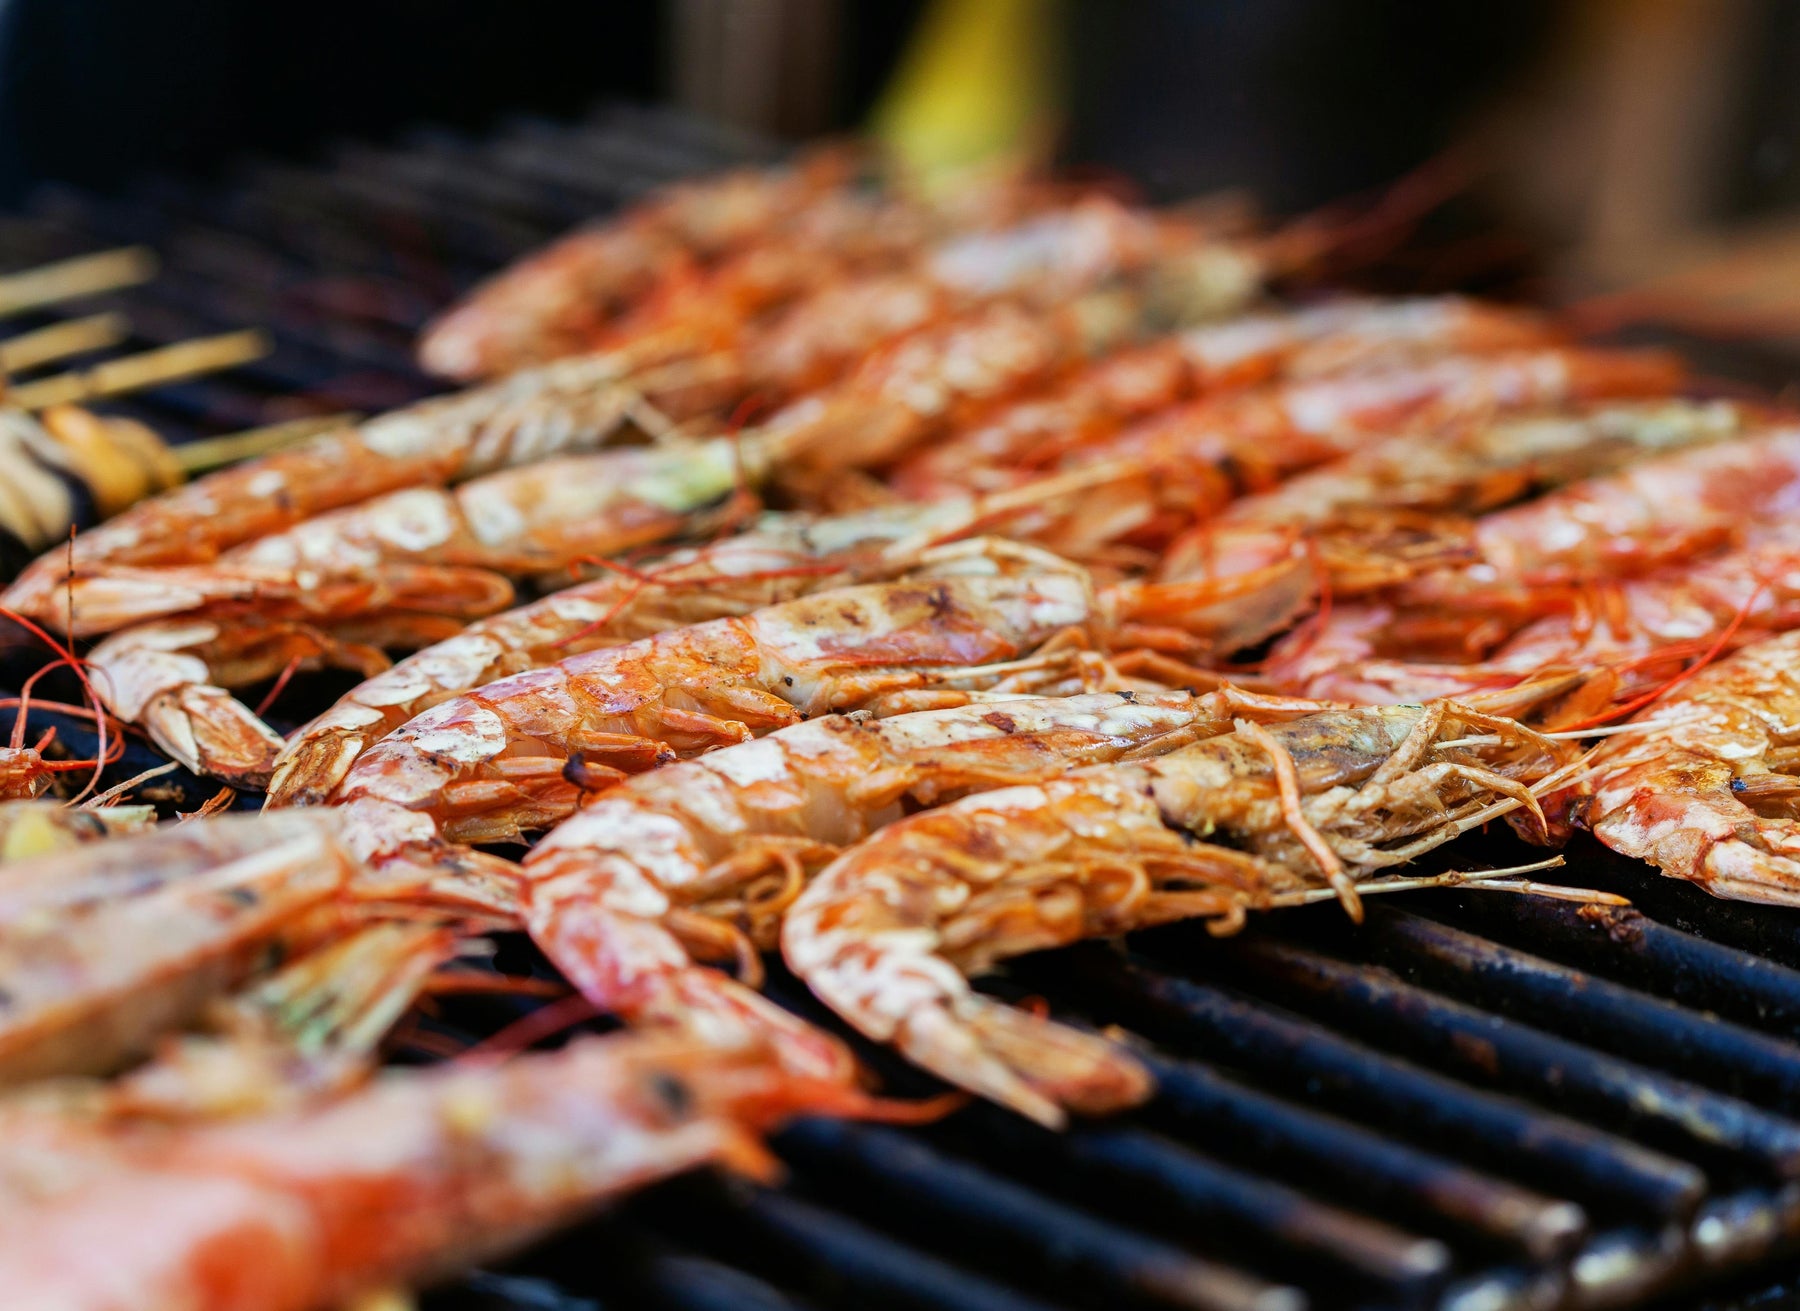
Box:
[2,105,1799,1310]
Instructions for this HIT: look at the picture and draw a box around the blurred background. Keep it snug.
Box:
[2,0,1799,339]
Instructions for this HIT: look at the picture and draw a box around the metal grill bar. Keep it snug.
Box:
[1039,946,1707,1221]
[778,1119,1302,1311]
[1141,1048,1589,1261]
[1208,929,1800,1178]
[1427,891,1800,1038]
[635,1177,1073,1311]
[935,1107,1456,1303]
[1349,908,1800,1111]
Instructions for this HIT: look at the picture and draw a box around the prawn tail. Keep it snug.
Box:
[646,968,862,1087]
[902,993,1154,1131]
[264,724,371,810]
[135,683,287,789]
[336,798,526,924]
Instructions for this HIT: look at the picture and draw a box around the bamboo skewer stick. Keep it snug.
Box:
[172,412,361,474]
[1263,856,1629,909]
[0,247,158,318]
[8,330,271,410]
[0,313,131,374]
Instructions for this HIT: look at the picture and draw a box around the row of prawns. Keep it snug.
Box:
[0,144,1784,1310]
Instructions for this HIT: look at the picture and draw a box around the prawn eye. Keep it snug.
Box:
[648,1071,695,1120]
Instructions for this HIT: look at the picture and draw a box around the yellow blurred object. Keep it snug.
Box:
[872,0,1063,189]
[39,405,184,518]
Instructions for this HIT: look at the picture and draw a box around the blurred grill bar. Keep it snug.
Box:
[9,108,1800,1310]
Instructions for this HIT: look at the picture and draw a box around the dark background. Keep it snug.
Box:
[0,1,1548,211]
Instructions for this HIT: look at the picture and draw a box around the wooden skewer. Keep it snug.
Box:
[0,313,131,374]
[8,330,271,410]
[0,247,158,318]
[172,412,361,474]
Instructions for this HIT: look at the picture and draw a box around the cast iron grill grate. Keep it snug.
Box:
[1,105,1798,1310]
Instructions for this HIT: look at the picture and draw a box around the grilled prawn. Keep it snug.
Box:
[331,544,1108,850]
[1573,628,1800,905]
[418,144,879,378]
[520,688,1324,1080]
[784,702,1575,1126]
[0,810,503,1088]
[896,347,1684,562]
[1,355,695,631]
[266,473,1112,809]
[80,438,770,786]
[889,295,1562,500]
[0,1031,900,1311]
[1117,400,1754,654]
[1268,412,1800,701]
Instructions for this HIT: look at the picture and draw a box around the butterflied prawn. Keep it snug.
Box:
[783,701,1577,1126]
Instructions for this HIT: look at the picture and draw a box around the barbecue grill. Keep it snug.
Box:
[4,104,1800,1311]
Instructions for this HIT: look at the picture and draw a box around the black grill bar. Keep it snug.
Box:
[1428,871,1800,1038]
[935,1107,1456,1306]
[1550,839,1800,972]
[777,1119,1303,1311]
[1345,907,1800,1112]
[1207,931,1800,1179]
[548,1223,810,1311]
[635,1176,1077,1311]
[1139,1050,1589,1261]
[1039,946,1707,1222]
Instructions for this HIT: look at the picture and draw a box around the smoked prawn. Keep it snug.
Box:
[784,701,1576,1126]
